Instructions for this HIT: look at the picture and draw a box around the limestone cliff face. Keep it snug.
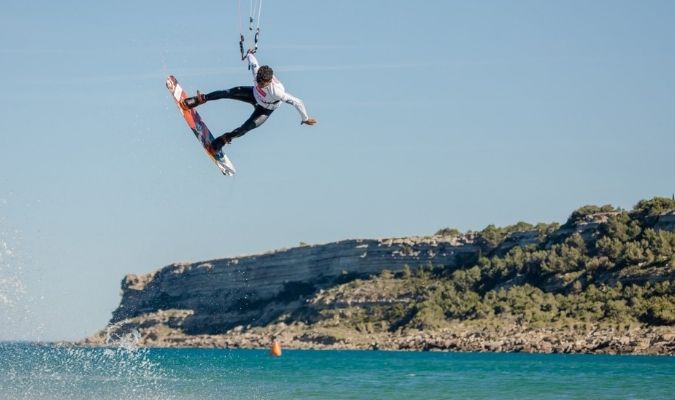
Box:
[111,237,480,334]
[85,203,675,353]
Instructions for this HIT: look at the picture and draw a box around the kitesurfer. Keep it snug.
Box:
[181,49,317,153]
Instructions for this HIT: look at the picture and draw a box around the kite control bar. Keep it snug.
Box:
[239,34,258,67]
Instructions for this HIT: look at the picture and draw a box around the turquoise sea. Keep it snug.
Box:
[1,343,673,399]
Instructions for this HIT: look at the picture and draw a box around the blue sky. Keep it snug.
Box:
[1,1,674,341]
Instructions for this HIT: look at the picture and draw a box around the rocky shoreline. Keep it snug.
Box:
[80,312,675,355]
[83,201,675,355]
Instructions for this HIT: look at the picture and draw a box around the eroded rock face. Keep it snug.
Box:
[84,211,675,354]
[109,237,480,334]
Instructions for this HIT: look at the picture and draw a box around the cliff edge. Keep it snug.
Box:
[82,198,675,354]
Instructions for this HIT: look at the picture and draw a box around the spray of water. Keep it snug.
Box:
[0,240,24,305]
[1,342,177,400]
[0,222,29,340]
[0,218,177,399]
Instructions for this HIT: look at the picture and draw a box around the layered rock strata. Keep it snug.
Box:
[109,237,479,335]
[83,208,675,354]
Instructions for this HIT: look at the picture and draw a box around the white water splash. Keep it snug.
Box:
[1,343,176,400]
[0,216,177,399]
[0,240,25,305]
[0,225,30,341]
[103,321,143,349]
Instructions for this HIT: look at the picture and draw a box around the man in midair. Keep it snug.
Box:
[181,49,317,154]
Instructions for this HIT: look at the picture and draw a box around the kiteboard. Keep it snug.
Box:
[165,75,236,176]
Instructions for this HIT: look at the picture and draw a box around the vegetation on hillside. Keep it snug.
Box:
[292,197,675,333]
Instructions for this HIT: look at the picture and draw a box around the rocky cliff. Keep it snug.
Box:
[109,237,481,335]
[84,199,675,354]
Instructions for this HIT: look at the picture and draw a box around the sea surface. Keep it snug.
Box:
[1,342,673,400]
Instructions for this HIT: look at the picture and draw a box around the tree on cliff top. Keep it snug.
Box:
[435,227,461,237]
[634,197,675,217]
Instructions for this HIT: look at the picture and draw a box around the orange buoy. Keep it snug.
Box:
[270,341,282,357]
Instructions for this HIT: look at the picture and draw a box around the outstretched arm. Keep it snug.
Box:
[280,92,313,123]
[282,92,317,125]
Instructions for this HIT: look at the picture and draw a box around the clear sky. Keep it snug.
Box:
[1,0,674,341]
